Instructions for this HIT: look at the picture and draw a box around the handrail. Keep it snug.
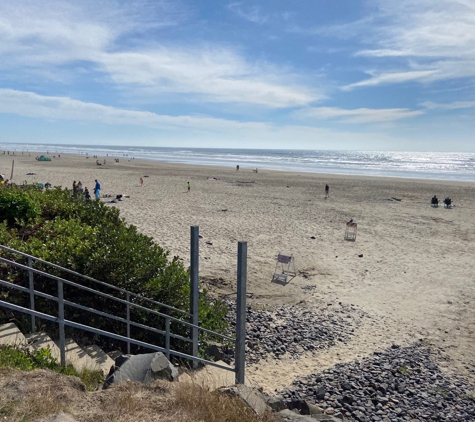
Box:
[0,244,191,317]
[0,234,248,384]
[0,301,234,372]
[0,256,235,343]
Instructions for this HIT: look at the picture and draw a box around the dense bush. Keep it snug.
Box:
[0,185,228,357]
[0,186,41,227]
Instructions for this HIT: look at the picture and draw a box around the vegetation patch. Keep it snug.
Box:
[0,185,227,356]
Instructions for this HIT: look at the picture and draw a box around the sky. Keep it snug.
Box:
[0,0,474,151]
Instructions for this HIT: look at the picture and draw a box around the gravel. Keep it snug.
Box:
[223,300,365,366]
[276,344,475,422]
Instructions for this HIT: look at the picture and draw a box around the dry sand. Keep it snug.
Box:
[2,152,475,391]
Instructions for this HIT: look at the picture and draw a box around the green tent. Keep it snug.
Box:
[36,155,51,162]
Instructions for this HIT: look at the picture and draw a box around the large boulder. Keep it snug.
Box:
[103,352,178,388]
[218,384,271,415]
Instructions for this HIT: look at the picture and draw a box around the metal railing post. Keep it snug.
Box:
[235,241,247,384]
[165,318,170,360]
[28,257,36,333]
[126,292,131,354]
[57,280,66,367]
[190,226,199,369]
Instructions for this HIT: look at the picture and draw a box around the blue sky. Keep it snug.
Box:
[0,0,474,151]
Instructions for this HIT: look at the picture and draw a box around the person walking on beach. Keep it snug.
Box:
[325,184,329,198]
[140,177,144,186]
[187,181,191,192]
[94,179,101,200]
[84,187,91,200]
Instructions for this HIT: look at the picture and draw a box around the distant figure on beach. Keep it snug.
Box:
[431,195,439,206]
[140,177,144,186]
[325,184,329,197]
[77,181,83,193]
[236,165,239,171]
[72,181,77,194]
[187,181,191,192]
[94,179,101,199]
[84,187,91,200]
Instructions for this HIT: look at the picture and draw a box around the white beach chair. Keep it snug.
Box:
[272,253,296,283]
[345,221,357,241]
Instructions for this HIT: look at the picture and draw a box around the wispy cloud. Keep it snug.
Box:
[420,101,475,110]
[295,106,424,123]
[99,48,318,107]
[0,0,318,108]
[0,88,268,131]
[227,3,268,24]
[0,88,409,149]
[342,70,438,91]
[341,0,475,89]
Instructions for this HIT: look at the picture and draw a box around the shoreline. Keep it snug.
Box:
[1,153,475,391]
[2,147,475,183]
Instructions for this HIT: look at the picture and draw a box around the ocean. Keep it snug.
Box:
[2,143,475,182]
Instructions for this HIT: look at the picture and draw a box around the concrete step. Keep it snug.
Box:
[55,338,100,373]
[0,323,28,347]
[180,360,249,391]
[25,332,61,362]
[83,344,115,375]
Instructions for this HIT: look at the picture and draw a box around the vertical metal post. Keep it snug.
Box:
[126,292,131,354]
[190,226,199,369]
[165,318,170,360]
[28,257,36,333]
[235,241,247,384]
[57,280,66,367]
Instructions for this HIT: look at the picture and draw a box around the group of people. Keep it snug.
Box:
[73,179,101,200]
[431,195,452,207]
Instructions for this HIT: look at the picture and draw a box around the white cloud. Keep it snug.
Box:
[295,107,424,123]
[420,101,475,110]
[0,88,268,132]
[227,3,268,24]
[342,70,438,90]
[0,0,318,108]
[343,0,475,88]
[0,88,412,149]
[98,49,317,107]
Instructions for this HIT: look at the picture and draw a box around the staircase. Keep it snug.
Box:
[0,322,114,375]
[0,242,243,384]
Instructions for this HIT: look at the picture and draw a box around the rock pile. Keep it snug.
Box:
[276,344,475,421]
[223,301,365,365]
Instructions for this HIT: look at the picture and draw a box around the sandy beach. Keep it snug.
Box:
[2,152,475,392]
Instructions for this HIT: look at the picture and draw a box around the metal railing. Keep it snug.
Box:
[0,227,248,383]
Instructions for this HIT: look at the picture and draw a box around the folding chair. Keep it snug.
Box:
[272,253,296,283]
[345,221,357,241]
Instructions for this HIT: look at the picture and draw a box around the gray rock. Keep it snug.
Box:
[266,396,288,412]
[274,409,344,422]
[103,352,178,388]
[205,342,225,361]
[219,384,271,415]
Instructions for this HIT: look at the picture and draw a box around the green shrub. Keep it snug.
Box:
[0,185,228,358]
[0,345,103,389]
[0,187,41,227]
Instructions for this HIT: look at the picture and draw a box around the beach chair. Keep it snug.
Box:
[345,220,357,241]
[443,198,453,208]
[272,253,296,283]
